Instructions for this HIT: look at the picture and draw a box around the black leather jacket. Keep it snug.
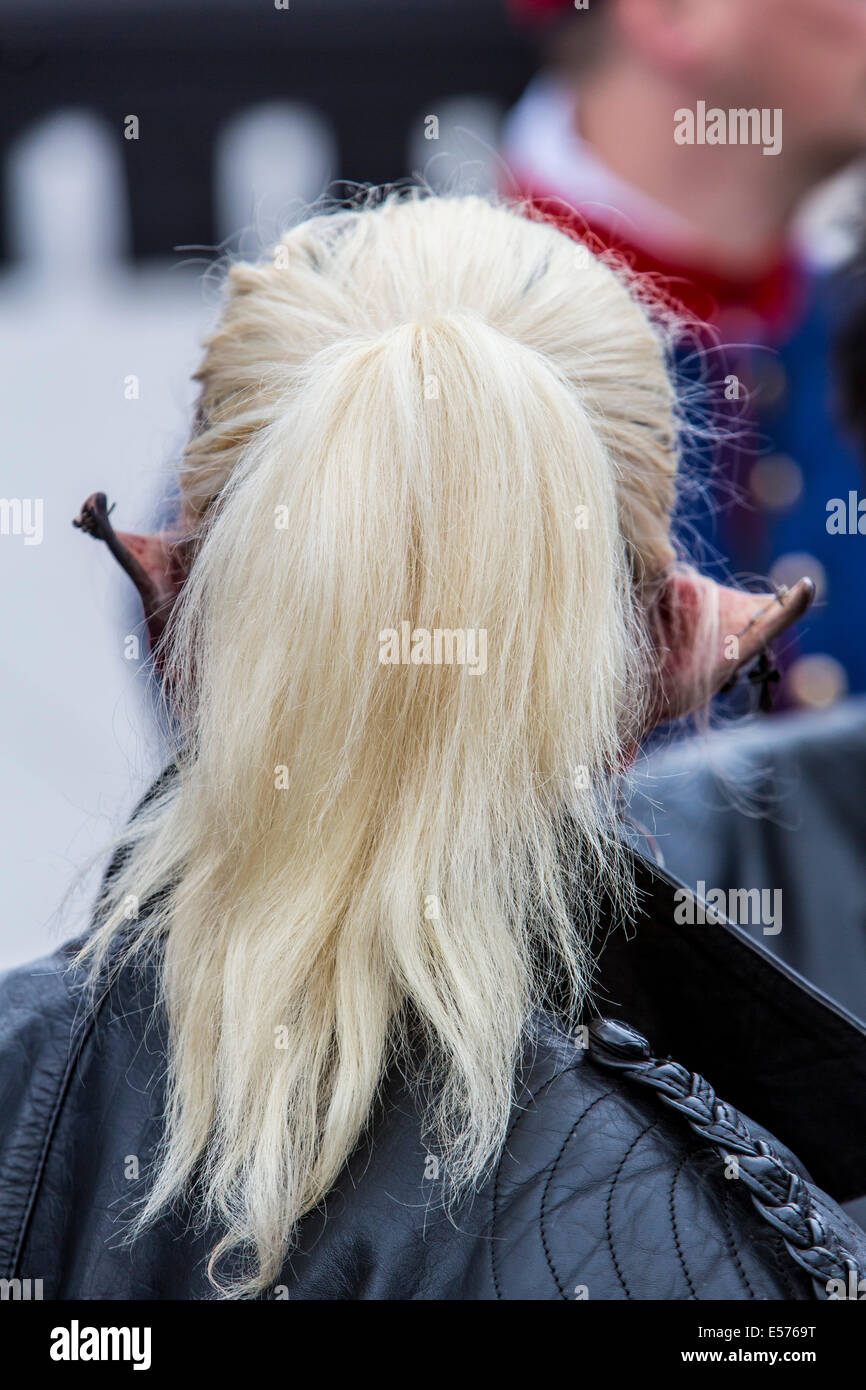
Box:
[2,850,865,1301]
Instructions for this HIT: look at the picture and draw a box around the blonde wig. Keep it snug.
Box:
[81,192,691,1296]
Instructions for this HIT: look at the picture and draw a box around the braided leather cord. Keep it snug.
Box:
[589,1024,865,1300]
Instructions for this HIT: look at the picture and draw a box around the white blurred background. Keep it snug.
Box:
[1,113,203,968]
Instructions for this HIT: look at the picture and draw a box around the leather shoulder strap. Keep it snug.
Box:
[589,1016,866,1298]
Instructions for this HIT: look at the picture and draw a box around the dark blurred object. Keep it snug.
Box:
[833,225,866,458]
[630,698,866,1026]
[0,0,531,262]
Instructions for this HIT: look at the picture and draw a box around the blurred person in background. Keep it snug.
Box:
[503,0,866,710]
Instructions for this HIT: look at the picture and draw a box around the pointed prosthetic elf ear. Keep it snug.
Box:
[73,491,192,667]
[650,568,815,724]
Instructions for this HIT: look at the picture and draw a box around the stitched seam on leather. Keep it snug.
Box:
[9,971,112,1277]
[539,1088,617,1299]
[604,1119,660,1300]
[489,1056,585,1299]
[721,1184,757,1300]
[669,1155,698,1299]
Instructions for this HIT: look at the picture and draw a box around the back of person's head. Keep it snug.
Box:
[85,192,693,1295]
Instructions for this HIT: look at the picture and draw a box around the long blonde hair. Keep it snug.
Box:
[81,192,685,1296]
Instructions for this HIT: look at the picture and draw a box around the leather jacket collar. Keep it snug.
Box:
[596,852,866,1202]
